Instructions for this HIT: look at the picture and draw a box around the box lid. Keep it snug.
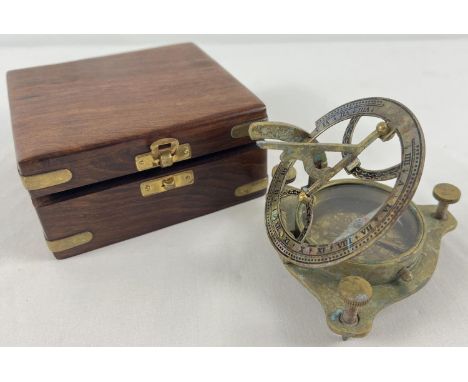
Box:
[8,43,266,197]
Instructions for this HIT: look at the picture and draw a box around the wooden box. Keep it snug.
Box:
[7,43,267,259]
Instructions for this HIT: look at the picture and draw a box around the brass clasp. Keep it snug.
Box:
[140,170,194,197]
[151,138,179,168]
[161,175,176,190]
[135,138,191,171]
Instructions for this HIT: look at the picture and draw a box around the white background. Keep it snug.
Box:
[0,35,467,346]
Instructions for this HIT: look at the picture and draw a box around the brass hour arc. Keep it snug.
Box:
[341,116,400,181]
[262,98,425,268]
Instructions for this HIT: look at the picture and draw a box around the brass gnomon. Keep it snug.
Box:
[250,97,460,340]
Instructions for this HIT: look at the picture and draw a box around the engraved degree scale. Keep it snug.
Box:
[249,97,460,339]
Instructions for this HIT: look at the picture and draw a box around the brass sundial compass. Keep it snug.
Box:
[249,97,460,340]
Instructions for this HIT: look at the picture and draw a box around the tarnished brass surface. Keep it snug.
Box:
[234,178,268,197]
[250,98,425,268]
[293,180,426,284]
[231,119,267,138]
[135,138,191,171]
[140,170,194,197]
[338,276,373,307]
[46,231,93,253]
[250,97,460,339]
[433,183,461,203]
[21,169,72,191]
[338,276,372,326]
[285,202,457,339]
[433,183,461,220]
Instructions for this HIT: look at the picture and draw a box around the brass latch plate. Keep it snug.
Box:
[140,170,194,197]
[135,138,191,171]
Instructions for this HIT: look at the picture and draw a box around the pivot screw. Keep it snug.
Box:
[398,267,413,282]
[376,121,390,136]
[432,183,461,220]
[376,122,395,141]
[338,276,373,326]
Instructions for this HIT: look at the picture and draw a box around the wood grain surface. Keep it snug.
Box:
[7,43,267,196]
[34,144,267,259]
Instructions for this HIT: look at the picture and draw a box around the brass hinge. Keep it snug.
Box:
[135,138,191,171]
[46,231,93,253]
[140,170,194,197]
[21,169,73,191]
[235,177,268,197]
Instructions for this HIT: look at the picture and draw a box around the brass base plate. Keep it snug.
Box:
[284,205,457,339]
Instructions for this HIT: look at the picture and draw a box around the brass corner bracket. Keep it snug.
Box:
[235,177,268,197]
[21,169,73,191]
[46,231,93,253]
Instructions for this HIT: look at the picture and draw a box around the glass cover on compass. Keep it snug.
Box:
[282,182,423,263]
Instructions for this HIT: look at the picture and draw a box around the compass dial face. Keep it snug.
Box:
[263,98,425,268]
[292,182,424,264]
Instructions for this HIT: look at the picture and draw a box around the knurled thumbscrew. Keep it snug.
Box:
[338,276,373,326]
[432,183,461,220]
